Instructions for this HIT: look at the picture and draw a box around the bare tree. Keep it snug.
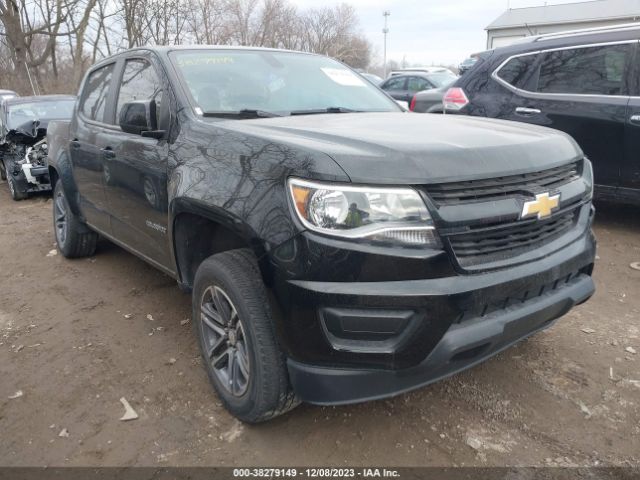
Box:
[186,0,230,45]
[0,0,373,95]
[300,4,370,66]
[0,0,67,86]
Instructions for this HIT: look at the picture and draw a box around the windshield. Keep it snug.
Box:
[170,50,400,116]
[426,72,458,87]
[7,100,75,129]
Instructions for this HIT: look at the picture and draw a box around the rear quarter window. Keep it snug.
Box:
[495,53,539,90]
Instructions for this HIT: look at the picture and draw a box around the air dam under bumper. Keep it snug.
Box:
[285,237,595,405]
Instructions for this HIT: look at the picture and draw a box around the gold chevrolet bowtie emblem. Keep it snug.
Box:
[521,192,560,220]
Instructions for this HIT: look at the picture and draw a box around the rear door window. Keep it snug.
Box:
[407,77,432,92]
[80,63,115,122]
[537,44,632,95]
[382,77,407,91]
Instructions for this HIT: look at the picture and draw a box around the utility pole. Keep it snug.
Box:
[383,10,390,78]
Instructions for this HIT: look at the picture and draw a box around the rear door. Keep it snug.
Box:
[623,41,640,195]
[380,76,408,101]
[100,53,172,269]
[406,76,434,98]
[495,42,634,190]
[70,62,117,232]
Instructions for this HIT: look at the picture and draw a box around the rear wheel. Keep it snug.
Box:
[53,181,98,258]
[193,248,299,423]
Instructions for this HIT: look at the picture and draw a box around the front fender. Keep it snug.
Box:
[171,197,268,256]
[166,118,350,287]
[169,196,276,288]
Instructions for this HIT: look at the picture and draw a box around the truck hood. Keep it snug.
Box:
[223,112,583,184]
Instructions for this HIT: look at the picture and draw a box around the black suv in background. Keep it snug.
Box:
[444,24,640,205]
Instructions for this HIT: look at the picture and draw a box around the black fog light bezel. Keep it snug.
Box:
[319,307,421,354]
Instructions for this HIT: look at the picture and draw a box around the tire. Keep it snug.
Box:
[53,180,98,258]
[0,162,6,181]
[193,248,299,423]
[7,173,28,201]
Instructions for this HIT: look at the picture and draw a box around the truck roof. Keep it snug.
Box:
[91,45,322,68]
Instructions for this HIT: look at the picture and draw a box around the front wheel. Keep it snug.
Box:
[53,181,98,258]
[193,249,299,423]
[7,173,28,201]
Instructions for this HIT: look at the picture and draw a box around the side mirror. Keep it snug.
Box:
[119,100,160,136]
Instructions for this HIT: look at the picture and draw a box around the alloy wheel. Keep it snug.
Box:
[200,286,250,397]
[7,176,15,197]
[54,189,68,245]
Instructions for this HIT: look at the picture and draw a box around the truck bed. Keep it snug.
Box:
[46,120,71,167]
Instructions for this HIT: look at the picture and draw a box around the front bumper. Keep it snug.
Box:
[20,163,51,192]
[270,217,596,405]
[6,162,51,194]
[288,271,593,405]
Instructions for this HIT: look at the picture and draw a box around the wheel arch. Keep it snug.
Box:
[48,151,82,216]
[170,199,272,292]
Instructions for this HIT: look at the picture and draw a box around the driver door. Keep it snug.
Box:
[101,53,173,270]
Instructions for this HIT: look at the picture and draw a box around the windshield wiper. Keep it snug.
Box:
[201,109,282,119]
[289,107,363,116]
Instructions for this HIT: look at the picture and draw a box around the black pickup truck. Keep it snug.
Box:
[47,46,596,423]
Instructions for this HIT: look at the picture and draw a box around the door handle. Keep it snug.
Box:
[515,107,541,116]
[101,147,116,159]
[630,114,640,125]
[70,139,81,149]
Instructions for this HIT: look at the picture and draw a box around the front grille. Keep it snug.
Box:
[426,161,581,206]
[447,207,579,266]
[456,268,588,324]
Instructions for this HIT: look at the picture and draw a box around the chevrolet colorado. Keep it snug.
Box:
[47,46,596,423]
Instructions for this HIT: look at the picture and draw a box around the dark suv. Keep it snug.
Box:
[47,46,596,422]
[443,24,640,205]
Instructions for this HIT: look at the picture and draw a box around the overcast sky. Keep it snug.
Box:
[291,0,583,66]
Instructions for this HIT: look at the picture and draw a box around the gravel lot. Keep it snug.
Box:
[0,186,638,467]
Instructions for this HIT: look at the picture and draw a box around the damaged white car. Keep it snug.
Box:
[0,95,75,200]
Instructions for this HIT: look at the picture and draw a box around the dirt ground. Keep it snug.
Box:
[0,184,638,468]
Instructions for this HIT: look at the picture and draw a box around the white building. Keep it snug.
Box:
[486,0,640,49]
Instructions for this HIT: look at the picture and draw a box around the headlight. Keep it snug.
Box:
[583,158,594,199]
[288,178,440,246]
